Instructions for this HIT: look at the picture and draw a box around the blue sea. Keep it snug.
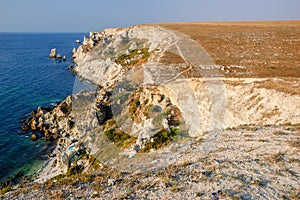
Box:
[0,33,84,181]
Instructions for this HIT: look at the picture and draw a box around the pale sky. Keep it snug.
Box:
[0,0,299,32]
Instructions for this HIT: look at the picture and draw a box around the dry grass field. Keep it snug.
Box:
[160,21,300,78]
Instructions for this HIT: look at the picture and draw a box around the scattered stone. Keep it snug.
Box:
[30,119,37,131]
[37,107,44,116]
[44,130,50,140]
[107,178,116,186]
[52,133,59,140]
[37,123,43,131]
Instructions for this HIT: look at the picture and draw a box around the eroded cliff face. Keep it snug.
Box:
[72,26,300,133]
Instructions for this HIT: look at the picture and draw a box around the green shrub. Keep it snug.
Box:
[115,48,151,67]
[140,129,177,153]
[0,186,11,195]
[142,104,153,118]
[104,128,136,148]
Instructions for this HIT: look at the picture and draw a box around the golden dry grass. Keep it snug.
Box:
[255,78,300,95]
[160,51,186,64]
[159,21,300,78]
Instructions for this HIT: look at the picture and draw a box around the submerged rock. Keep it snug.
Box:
[21,125,28,131]
[31,133,37,140]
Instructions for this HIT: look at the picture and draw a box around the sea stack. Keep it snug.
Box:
[49,48,57,58]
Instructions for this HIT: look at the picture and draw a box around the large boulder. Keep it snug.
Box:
[30,119,37,131]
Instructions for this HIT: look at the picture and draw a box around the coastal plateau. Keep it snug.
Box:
[2,21,300,199]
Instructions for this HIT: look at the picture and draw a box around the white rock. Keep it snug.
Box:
[49,48,57,58]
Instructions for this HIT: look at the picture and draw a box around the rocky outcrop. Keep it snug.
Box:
[19,25,300,184]
[72,28,129,65]
[93,83,185,154]
[22,95,73,141]
[69,25,300,147]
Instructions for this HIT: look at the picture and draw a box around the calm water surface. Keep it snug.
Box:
[0,33,84,181]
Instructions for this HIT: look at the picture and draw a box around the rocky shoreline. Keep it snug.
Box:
[1,24,300,199]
